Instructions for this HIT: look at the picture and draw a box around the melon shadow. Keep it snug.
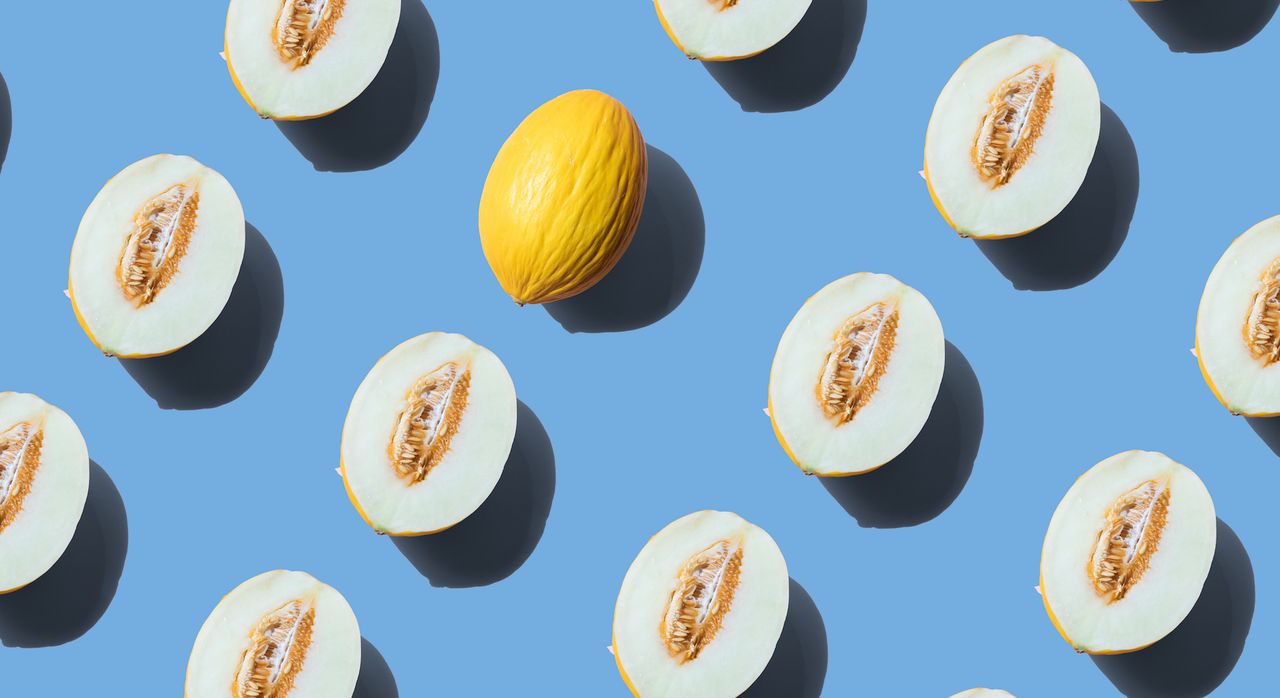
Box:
[1245,416,1280,458]
[1132,0,1279,53]
[393,401,554,588]
[277,0,439,172]
[703,0,865,113]
[120,223,283,410]
[546,146,704,333]
[974,104,1138,291]
[0,461,127,648]
[0,72,10,173]
[741,578,827,698]
[1092,519,1253,698]
[353,637,398,698]
[821,341,982,528]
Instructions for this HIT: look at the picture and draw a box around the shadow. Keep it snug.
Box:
[0,461,128,647]
[1092,519,1254,697]
[352,638,399,698]
[1132,0,1279,53]
[0,72,9,173]
[120,224,284,410]
[1246,416,1280,457]
[545,146,704,333]
[821,342,982,528]
[742,579,827,698]
[277,0,439,171]
[975,104,1138,291]
[393,401,555,587]
[703,0,865,112]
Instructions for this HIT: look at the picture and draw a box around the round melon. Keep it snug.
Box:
[0,392,89,594]
[341,332,517,536]
[68,154,245,358]
[768,272,945,476]
[225,0,401,120]
[1196,215,1280,416]
[613,510,788,698]
[1040,451,1216,654]
[924,35,1100,239]
[479,89,648,305]
[186,570,360,698]
[654,0,813,61]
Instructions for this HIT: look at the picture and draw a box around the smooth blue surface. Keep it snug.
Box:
[0,1,1275,695]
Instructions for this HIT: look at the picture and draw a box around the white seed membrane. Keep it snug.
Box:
[1198,215,1280,415]
[0,393,89,594]
[770,273,944,475]
[226,0,400,118]
[925,35,1099,238]
[342,332,516,535]
[69,154,245,357]
[186,570,360,698]
[1041,451,1215,653]
[615,511,788,698]
[655,0,813,60]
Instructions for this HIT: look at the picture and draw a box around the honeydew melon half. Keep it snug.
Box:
[925,35,1100,239]
[1040,451,1215,654]
[655,0,814,60]
[613,510,788,698]
[341,332,517,535]
[225,0,401,119]
[951,690,1015,698]
[1196,215,1280,416]
[0,392,89,594]
[185,570,360,698]
[68,154,245,358]
[768,272,945,476]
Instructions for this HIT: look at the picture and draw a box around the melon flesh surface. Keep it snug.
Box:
[925,35,1100,238]
[186,570,360,698]
[69,154,245,358]
[0,393,89,594]
[1040,451,1215,654]
[655,0,813,60]
[613,510,788,698]
[226,0,400,119]
[950,690,1015,698]
[1196,215,1280,416]
[341,332,516,535]
[768,272,945,475]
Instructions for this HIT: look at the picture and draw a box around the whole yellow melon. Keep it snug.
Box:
[479,90,648,305]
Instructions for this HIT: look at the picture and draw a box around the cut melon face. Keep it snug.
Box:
[1196,215,1280,416]
[613,510,788,698]
[950,690,1015,698]
[655,0,813,60]
[68,154,245,358]
[768,273,945,476]
[1040,451,1216,654]
[186,570,360,698]
[341,332,517,536]
[0,393,89,594]
[924,35,1100,239]
[225,0,400,119]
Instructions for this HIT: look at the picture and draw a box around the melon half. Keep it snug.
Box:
[1040,451,1216,654]
[225,0,401,119]
[654,0,813,61]
[0,392,89,594]
[950,690,1015,698]
[185,570,360,698]
[69,154,245,358]
[925,35,1100,238]
[1196,215,1280,416]
[613,510,788,698]
[341,332,517,535]
[768,273,945,475]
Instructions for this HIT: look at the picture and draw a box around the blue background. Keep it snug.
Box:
[0,0,1275,695]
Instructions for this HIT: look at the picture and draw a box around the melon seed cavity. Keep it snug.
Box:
[0,422,43,535]
[818,302,899,425]
[389,362,471,484]
[118,183,200,306]
[973,65,1055,187]
[1088,480,1170,603]
[1245,258,1280,365]
[274,0,346,68]
[662,539,744,663]
[235,599,316,698]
